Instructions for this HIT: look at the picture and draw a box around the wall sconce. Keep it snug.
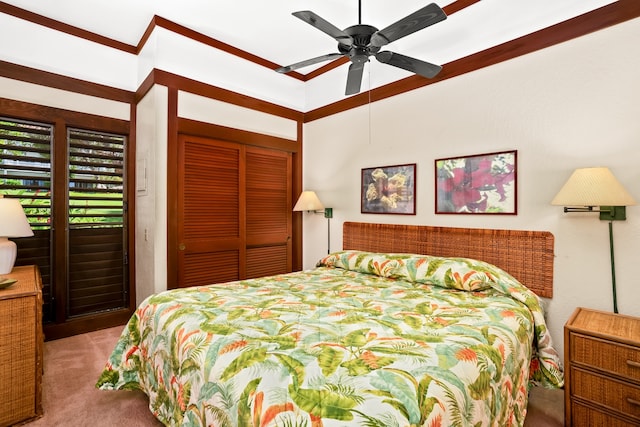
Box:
[293,191,333,254]
[551,167,636,313]
[0,196,34,275]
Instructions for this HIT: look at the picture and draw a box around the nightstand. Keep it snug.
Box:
[564,307,640,426]
[0,265,43,426]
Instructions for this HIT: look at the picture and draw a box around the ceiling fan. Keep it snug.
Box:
[275,1,447,95]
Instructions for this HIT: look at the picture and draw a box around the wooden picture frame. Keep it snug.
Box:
[435,150,517,214]
[361,163,416,215]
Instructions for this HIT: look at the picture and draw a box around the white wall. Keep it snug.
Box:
[178,91,298,141]
[0,13,137,90]
[302,17,640,360]
[135,85,169,304]
[0,77,130,120]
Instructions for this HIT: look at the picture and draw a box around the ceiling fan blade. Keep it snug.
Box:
[376,51,442,78]
[276,53,344,73]
[292,11,354,45]
[345,62,366,95]
[370,3,447,48]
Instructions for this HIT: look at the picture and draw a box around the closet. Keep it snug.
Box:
[176,134,292,287]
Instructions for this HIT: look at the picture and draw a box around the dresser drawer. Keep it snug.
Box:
[572,401,640,427]
[571,333,640,382]
[571,367,640,421]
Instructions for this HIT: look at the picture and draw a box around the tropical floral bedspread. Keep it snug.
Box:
[97,251,563,427]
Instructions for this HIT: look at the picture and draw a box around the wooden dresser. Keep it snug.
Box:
[565,307,640,426]
[0,265,43,426]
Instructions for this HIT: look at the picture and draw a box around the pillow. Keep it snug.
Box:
[389,254,519,291]
[318,251,522,292]
[317,251,399,277]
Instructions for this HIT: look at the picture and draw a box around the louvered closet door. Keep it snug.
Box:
[177,136,245,287]
[246,146,292,278]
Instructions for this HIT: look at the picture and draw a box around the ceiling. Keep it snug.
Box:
[2,0,617,77]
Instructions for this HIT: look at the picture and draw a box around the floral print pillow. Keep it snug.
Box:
[317,251,399,277]
[318,251,521,292]
[389,253,520,291]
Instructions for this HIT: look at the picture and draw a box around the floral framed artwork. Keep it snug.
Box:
[435,150,517,214]
[361,163,416,214]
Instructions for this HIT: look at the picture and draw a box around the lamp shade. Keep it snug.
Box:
[551,167,637,207]
[293,191,324,211]
[0,197,33,274]
[0,198,34,237]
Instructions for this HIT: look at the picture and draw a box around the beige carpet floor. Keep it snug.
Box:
[28,325,563,426]
[29,326,162,427]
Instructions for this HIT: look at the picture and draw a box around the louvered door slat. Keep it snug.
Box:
[67,226,126,317]
[183,141,240,239]
[246,245,289,279]
[183,250,240,287]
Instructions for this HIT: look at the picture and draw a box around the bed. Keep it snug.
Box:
[97,222,563,426]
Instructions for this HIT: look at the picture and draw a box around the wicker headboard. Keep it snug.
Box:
[343,222,554,298]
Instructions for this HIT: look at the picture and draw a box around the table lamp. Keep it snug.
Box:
[0,197,34,274]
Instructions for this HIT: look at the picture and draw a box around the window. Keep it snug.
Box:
[0,118,53,318]
[0,117,129,327]
[67,128,127,317]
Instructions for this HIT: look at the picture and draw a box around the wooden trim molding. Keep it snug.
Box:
[443,0,482,15]
[292,120,304,272]
[0,2,136,54]
[151,16,306,81]
[0,60,134,104]
[177,118,300,154]
[0,97,130,132]
[166,87,179,295]
[140,68,304,122]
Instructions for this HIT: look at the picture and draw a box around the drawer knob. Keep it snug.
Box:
[627,397,640,407]
[626,360,640,369]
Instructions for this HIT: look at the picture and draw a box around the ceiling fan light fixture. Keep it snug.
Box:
[275,2,447,95]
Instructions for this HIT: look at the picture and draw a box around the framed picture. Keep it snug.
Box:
[361,163,416,214]
[435,150,517,214]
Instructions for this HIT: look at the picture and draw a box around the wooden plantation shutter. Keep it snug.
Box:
[1,120,129,322]
[245,146,292,278]
[67,128,127,317]
[0,118,53,320]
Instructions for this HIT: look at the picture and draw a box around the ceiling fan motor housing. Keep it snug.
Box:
[340,25,380,64]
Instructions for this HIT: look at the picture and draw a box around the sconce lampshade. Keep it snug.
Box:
[551,167,636,207]
[0,197,34,274]
[293,191,325,212]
